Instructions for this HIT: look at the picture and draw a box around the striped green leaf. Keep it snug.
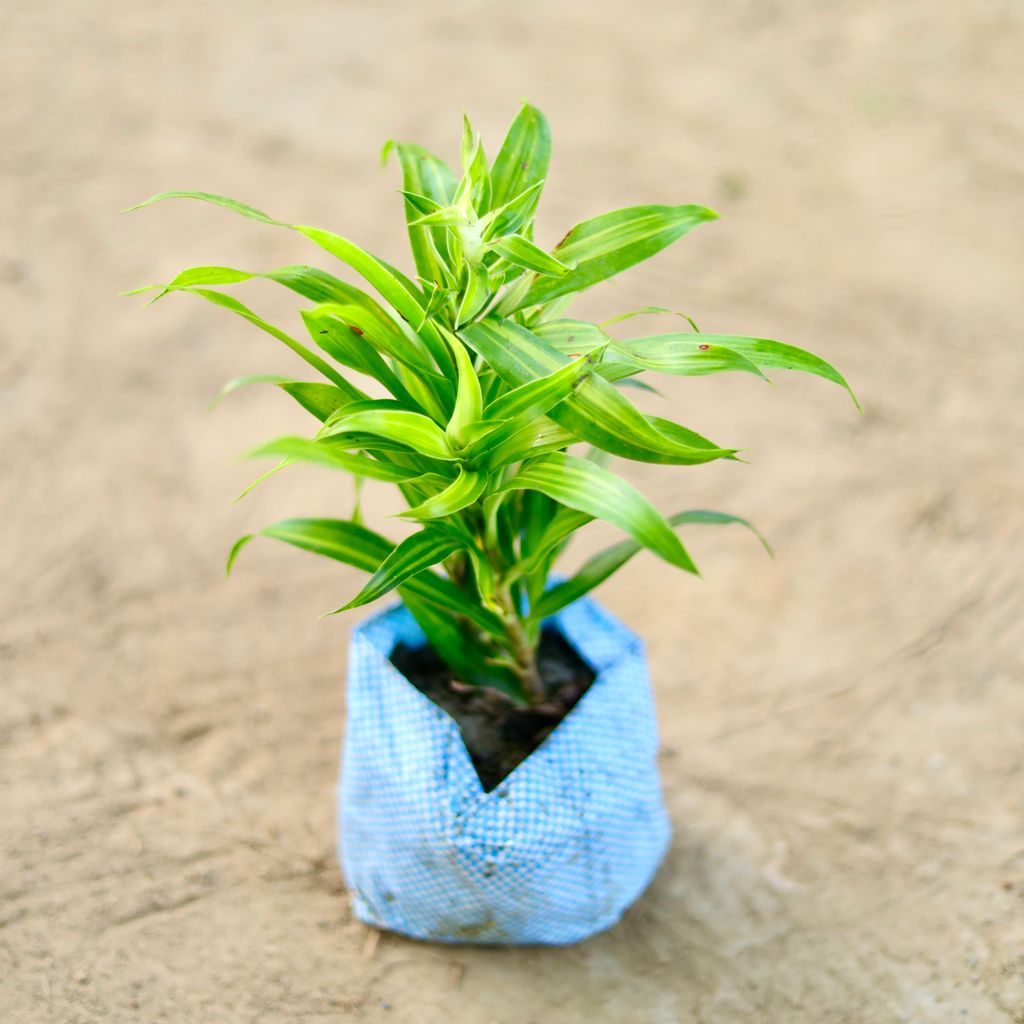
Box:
[532,509,770,619]
[127,263,380,311]
[509,204,718,311]
[608,337,767,379]
[126,191,454,379]
[228,518,500,634]
[517,507,593,580]
[335,527,463,612]
[460,317,733,465]
[497,452,697,573]
[384,142,457,283]
[625,332,859,405]
[483,420,576,470]
[531,318,611,354]
[311,299,434,374]
[244,436,422,483]
[293,225,452,374]
[458,115,492,212]
[454,262,491,327]
[277,381,364,420]
[398,467,488,520]
[302,306,424,412]
[535,319,764,380]
[175,287,355,393]
[125,191,283,224]
[321,407,456,461]
[445,333,484,448]
[487,234,571,277]
[482,180,544,241]
[483,346,605,423]
[211,374,292,408]
[490,103,551,213]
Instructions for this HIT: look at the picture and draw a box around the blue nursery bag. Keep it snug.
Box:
[337,595,671,945]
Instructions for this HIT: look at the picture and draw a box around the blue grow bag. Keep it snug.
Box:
[337,596,671,945]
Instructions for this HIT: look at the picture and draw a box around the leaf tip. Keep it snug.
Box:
[225,534,255,576]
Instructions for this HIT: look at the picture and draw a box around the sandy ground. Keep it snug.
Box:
[3,1,1024,1021]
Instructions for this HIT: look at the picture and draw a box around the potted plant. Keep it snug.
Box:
[127,103,854,945]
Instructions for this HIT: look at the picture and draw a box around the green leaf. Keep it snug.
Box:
[458,114,491,212]
[497,452,697,573]
[454,262,491,328]
[532,510,771,619]
[608,337,767,379]
[336,528,463,611]
[517,507,593,580]
[398,189,444,216]
[302,306,425,413]
[482,345,605,423]
[408,206,467,229]
[648,415,731,455]
[445,333,484,448]
[144,263,431,351]
[228,517,383,574]
[531,318,611,354]
[487,234,571,277]
[459,347,605,465]
[483,420,576,470]
[536,319,764,383]
[490,103,551,213]
[130,265,253,301]
[386,143,458,283]
[225,534,256,575]
[311,299,435,375]
[177,287,357,393]
[278,381,364,420]
[508,204,718,311]
[461,318,733,465]
[482,180,544,241]
[615,377,664,396]
[244,436,422,483]
[321,407,456,461]
[627,333,860,406]
[262,265,394,307]
[398,467,487,520]
[292,225,452,372]
[211,374,291,408]
[600,306,701,332]
[232,517,501,633]
[232,459,295,504]
[125,191,284,225]
[126,190,454,379]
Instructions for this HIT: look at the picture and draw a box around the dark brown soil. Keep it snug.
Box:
[390,627,596,791]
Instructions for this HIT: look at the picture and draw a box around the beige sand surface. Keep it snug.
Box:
[3,1,1024,1021]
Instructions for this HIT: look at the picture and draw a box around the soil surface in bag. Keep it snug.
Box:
[390,626,596,791]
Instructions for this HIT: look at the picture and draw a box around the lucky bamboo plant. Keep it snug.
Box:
[127,103,855,705]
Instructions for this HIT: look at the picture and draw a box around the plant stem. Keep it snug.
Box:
[495,586,544,704]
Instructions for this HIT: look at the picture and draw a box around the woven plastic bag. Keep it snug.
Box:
[337,595,671,945]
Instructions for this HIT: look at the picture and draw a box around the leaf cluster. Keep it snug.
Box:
[127,104,855,704]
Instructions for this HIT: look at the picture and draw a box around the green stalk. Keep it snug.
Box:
[493,583,544,704]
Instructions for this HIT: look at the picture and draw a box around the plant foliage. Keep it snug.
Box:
[128,104,855,704]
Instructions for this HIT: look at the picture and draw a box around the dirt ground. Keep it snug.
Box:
[3,1,1024,1021]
